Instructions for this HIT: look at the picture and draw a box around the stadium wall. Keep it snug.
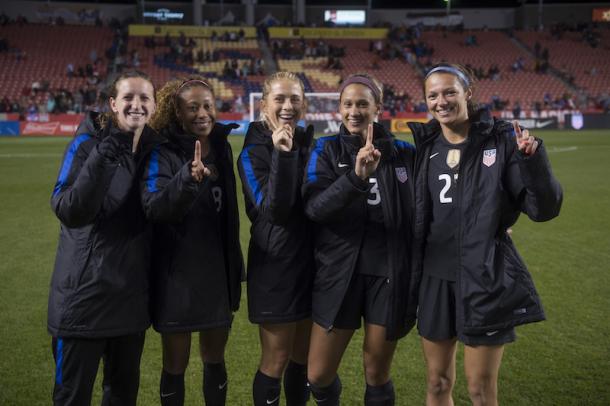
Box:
[519,2,610,29]
[0,0,135,24]
[3,111,608,137]
[1,1,606,29]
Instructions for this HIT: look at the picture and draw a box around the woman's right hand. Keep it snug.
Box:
[272,124,293,152]
[354,123,381,180]
[191,140,210,182]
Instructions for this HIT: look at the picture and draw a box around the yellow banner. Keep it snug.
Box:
[269,27,388,39]
[391,118,428,134]
[128,25,256,38]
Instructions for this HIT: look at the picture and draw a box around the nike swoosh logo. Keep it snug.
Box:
[536,120,554,128]
[160,392,176,398]
[218,380,228,390]
[429,152,439,159]
[312,396,328,402]
[338,163,349,168]
[486,330,499,336]
[266,395,280,404]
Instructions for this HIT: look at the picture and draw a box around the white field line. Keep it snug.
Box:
[547,146,578,153]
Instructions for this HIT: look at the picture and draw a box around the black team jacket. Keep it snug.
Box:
[302,122,417,340]
[48,111,163,338]
[408,110,563,335]
[237,121,314,323]
[141,123,244,333]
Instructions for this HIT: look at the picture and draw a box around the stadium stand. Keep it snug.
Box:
[127,34,266,112]
[514,26,610,98]
[419,29,572,110]
[0,23,113,112]
[0,14,607,116]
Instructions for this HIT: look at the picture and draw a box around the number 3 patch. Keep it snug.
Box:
[483,149,496,167]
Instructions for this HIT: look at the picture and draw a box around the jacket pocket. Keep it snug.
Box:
[462,239,538,333]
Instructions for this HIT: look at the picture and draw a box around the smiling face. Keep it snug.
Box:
[339,83,380,137]
[176,85,216,138]
[109,77,156,133]
[424,72,472,128]
[260,78,304,130]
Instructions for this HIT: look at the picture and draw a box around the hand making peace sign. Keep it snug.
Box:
[191,140,211,183]
[355,123,381,180]
[513,120,539,156]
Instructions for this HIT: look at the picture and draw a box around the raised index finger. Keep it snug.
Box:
[194,140,201,162]
[513,120,523,141]
[366,123,373,146]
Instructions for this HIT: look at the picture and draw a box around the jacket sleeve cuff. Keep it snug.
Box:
[516,138,552,187]
[347,170,371,192]
[179,162,201,195]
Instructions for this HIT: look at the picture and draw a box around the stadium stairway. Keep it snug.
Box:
[257,36,277,75]
[509,32,582,96]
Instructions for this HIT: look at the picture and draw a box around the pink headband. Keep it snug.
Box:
[338,76,381,103]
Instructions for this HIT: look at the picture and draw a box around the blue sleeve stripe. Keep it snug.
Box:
[53,134,91,197]
[394,139,416,151]
[307,136,334,183]
[146,147,160,193]
[240,145,263,206]
[55,338,63,385]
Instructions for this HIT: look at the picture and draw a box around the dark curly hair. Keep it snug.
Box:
[149,76,214,132]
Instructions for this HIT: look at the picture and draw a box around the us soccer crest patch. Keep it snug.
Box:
[483,149,496,167]
[395,167,408,183]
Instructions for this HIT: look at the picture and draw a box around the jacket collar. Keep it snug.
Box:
[162,121,238,157]
[409,108,495,147]
[339,122,396,161]
[339,121,393,147]
[243,121,272,147]
[243,121,314,150]
[76,111,101,137]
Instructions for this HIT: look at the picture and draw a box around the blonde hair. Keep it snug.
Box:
[99,70,155,129]
[259,71,306,125]
[149,76,214,132]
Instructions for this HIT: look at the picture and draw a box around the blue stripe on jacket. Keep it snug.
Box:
[240,145,263,205]
[307,135,335,183]
[146,146,160,192]
[52,134,91,197]
[55,338,64,385]
[394,139,416,151]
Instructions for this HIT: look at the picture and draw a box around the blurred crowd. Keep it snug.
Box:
[1,15,609,117]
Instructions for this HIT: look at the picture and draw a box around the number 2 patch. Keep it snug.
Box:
[483,149,496,167]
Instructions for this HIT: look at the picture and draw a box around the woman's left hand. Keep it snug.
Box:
[513,120,538,156]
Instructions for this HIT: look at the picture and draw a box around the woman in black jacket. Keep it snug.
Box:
[48,71,160,405]
[141,77,244,406]
[303,73,417,406]
[409,64,563,405]
[237,72,314,406]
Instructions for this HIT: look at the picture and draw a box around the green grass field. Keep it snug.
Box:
[0,130,609,405]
